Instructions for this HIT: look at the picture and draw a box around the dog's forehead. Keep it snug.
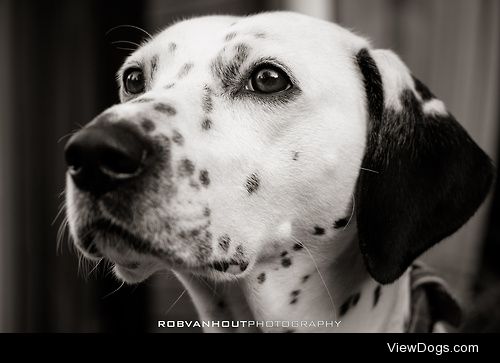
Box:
[132,12,366,64]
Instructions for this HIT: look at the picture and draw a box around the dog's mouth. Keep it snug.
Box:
[75,218,252,281]
[77,219,180,263]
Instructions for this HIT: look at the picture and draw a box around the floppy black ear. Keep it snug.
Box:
[355,48,494,284]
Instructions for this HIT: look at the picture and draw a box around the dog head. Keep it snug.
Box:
[64,12,493,284]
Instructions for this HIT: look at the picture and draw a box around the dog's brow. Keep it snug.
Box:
[211,43,250,92]
[150,55,159,80]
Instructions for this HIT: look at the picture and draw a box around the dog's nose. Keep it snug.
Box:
[64,122,150,195]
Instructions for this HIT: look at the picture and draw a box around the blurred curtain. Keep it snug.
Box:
[334,0,500,302]
[0,0,153,332]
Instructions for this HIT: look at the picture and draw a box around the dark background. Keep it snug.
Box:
[0,0,498,332]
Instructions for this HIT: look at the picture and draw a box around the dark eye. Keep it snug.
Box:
[123,68,145,94]
[246,64,292,94]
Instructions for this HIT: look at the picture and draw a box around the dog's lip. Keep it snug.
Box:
[78,219,174,261]
[78,219,212,271]
[77,220,251,276]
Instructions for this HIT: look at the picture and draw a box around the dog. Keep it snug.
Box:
[64,11,494,332]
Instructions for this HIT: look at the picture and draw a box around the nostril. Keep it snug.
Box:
[99,147,147,179]
[64,122,151,194]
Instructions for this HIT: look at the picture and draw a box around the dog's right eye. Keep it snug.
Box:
[123,68,145,95]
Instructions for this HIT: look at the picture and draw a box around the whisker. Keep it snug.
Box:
[56,217,70,255]
[291,236,336,321]
[57,188,67,199]
[105,24,153,40]
[57,130,78,144]
[360,167,379,174]
[196,275,219,296]
[113,46,137,52]
[164,289,187,316]
[52,201,66,226]
[343,194,356,231]
[87,258,104,278]
[102,281,126,299]
[111,40,142,49]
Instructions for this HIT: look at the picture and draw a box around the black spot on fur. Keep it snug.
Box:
[172,130,184,145]
[203,207,211,217]
[281,257,292,268]
[257,272,266,284]
[334,217,349,229]
[150,54,159,80]
[412,76,435,101]
[202,85,214,113]
[339,299,350,317]
[292,151,299,161]
[211,43,250,92]
[130,97,154,104]
[178,159,195,177]
[290,290,300,303]
[199,169,210,187]
[154,103,176,116]
[224,32,237,42]
[164,83,175,90]
[217,300,225,309]
[177,63,194,79]
[239,261,249,272]
[339,293,361,316]
[141,119,155,133]
[212,261,229,272]
[352,292,361,306]
[302,275,310,283]
[245,173,260,194]
[235,245,244,257]
[280,251,288,257]
[201,118,212,130]
[373,285,382,307]
[313,226,325,235]
[168,42,177,53]
[218,234,231,252]
[293,243,303,251]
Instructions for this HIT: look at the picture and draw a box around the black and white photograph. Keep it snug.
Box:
[0,0,499,342]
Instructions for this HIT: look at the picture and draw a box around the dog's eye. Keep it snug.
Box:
[246,65,292,94]
[123,68,145,94]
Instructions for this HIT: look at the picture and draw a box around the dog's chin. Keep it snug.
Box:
[113,263,157,284]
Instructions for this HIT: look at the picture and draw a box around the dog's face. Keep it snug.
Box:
[65,12,493,284]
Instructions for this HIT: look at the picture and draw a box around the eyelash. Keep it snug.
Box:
[237,59,296,93]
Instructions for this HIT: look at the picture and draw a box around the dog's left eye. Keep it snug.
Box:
[246,64,292,94]
[123,68,145,95]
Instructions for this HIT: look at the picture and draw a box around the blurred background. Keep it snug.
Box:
[0,0,498,332]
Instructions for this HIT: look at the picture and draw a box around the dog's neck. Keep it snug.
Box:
[175,226,411,333]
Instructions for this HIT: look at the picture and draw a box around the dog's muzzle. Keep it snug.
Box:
[65,121,152,196]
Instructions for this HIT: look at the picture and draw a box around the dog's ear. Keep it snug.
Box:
[354,48,494,284]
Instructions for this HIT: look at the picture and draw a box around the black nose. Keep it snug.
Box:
[65,122,150,195]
